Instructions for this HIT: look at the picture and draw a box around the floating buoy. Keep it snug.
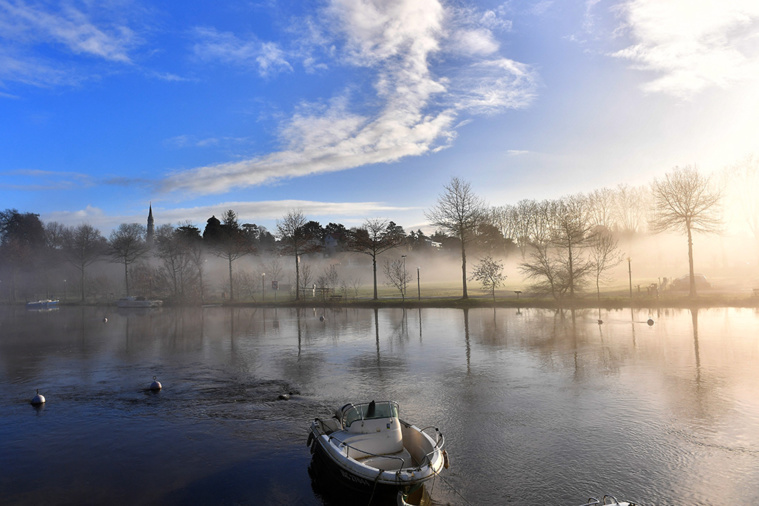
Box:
[149,376,162,391]
[103,317,108,323]
[597,319,603,325]
[647,318,655,326]
[319,315,325,322]
[31,389,45,406]
[278,393,290,401]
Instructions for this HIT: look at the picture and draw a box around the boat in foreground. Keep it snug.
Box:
[26,299,59,310]
[307,400,448,499]
[116,296,163,308]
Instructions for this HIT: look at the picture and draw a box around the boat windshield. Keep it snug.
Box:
[342,401,399,428]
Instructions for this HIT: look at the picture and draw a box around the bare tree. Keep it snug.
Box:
[265,256,284,300]
[383,258,412,301]
[299,263,313,298]
[551,195,596,298]
[347,218,405,300]
[519,197,595,300]
[108,223,149,296]
[650,166,722,297]
[63,224,107,302]
[613,183,649,236]
[213,210,255,301]
[588,227,624,302]
[277,210,321,301]
[470,256,507,301]
[425,177,487,299]
[176,223,205,303]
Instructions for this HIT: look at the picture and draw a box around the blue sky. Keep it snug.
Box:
[2,0,758,235]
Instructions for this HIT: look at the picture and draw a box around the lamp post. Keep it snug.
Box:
[401,255,407,298]
[417,267,421,301]
[262,273,266,302]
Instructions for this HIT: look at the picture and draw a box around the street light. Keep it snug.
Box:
[417,267,421,301]
[262,272,266,301]
[401,255,407,298]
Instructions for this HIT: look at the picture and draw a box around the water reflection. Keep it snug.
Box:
[2,305,759,504]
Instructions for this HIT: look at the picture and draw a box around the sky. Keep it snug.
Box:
[1,0,758,237]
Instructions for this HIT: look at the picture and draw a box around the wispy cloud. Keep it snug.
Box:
[0,169,93,190]
[192,27,293,77]
[611,0,759,98]
[0,0,140,87]
[162,0,538,196]
[42,200,416,233]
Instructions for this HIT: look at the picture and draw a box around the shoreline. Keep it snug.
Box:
[9,293,758,310]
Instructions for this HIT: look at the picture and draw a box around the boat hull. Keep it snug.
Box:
[115,297,162,308]
[308,419,445,497]
[26,300,60,310]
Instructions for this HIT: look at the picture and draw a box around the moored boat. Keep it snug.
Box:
[116,296,163,308]
[26,299,60,310]
[307,401,448,499]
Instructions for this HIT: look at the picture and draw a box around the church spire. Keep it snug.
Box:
[147,203,154,248]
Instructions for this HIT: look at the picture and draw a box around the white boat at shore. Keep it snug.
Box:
[307,400,448,499]
[116,296,163,308]
[26,299,60,310]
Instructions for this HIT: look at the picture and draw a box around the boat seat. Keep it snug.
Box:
[359,447,415,470]
[334,418,404,459]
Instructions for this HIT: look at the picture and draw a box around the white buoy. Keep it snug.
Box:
[103,317,108,323]
[31,389,45,406]
[150,376,162,391]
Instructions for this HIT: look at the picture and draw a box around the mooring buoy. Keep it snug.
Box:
[319,315,325,322]
[647,318,655,326]
[150,376,162,391]
[103,317,108,323]
[31,389,45,406]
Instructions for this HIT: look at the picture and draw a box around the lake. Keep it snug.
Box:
[2,305,759,505]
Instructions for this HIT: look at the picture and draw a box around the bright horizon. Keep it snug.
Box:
[2,0,758,236]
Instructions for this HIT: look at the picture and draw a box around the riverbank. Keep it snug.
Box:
[7,289,758,310]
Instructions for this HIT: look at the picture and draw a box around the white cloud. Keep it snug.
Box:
[0,0,136,63]
[162,0,538,196]
[43,200,415,233]
[192,27,293,77]
[612,0,759,98]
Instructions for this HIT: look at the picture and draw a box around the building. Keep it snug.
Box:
[147,203,154,248]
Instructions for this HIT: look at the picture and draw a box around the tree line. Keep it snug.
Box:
[1,160,756,304]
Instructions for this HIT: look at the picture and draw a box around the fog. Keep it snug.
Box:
[6,227,756,305]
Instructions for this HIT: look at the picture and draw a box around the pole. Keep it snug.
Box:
[262,273,265,301]
[628,258,632,300]
[417,267,421,301]
[401,255,407,298]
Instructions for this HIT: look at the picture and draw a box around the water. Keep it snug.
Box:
[2,305,759,505]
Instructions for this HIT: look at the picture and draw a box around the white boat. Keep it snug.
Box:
[26,299,60,310]
[307,401,448,498]
[116,296,163,308]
